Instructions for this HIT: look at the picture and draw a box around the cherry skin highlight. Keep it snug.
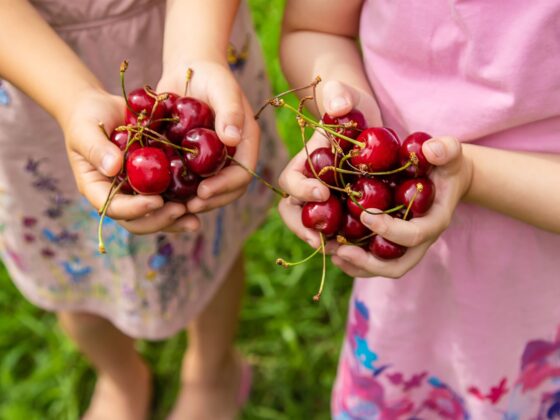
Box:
[350,127,400,172]
[126,147,171,195]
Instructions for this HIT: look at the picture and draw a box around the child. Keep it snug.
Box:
[0,0,286,419]
[279,0,560,418]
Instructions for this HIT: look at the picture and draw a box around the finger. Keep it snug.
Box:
[119,202,187,235]
[186,188,245,214]
[207,78,244,147]
[196,161,251,200]
[278,197,321,248]
[322,80,354,116]
[422,136,462,167]
[162,214,202,233]
[68,121,124,177]
[73,158,164,219]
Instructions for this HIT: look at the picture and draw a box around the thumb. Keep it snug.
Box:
[207,77,244,147]
[322,80,354,116]
[422,136,462,167]
[70,125,123,177]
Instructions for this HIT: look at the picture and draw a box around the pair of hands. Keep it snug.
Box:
[278,81,474,279]
[63,61,258,234]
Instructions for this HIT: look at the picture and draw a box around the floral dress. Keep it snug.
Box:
[0,0,286,340]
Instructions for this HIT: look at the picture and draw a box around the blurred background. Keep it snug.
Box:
[0,0,353,419]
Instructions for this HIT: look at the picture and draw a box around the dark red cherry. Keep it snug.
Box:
[400,132,433,177]
[166,97,214,144]
[303,147,337,185]
[369,235,407,260]
[115,173,134,194]
[340,212,370,241]
[164,155,200,202]
[182,128,226,177]
[301,195,343,236]
[109,129,141,155]
[161,92,179,117]
[350,127,400,172]
[322,110,367,151]
[394,178,435,217]
[124,87,165,129]
[384,127,399,141]
[346,177,393,219]
[126,147,171,195]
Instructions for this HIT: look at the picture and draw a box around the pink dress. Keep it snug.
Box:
[0,0,286,340]
[332,1,560,418]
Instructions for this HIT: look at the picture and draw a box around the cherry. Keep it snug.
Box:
[346,177,393,219]
[301,195,343,236]
[124,87,165,129]
[350,127,400,172]
[385,127,399,141]
[161,92,179,117]
[109,129,141,154]
[394,177,435,218]
[164,155,200,202]
[115,173,133,194]
[322,110,366,151]
[303,147,337,185]
[166,97,214,144]
[126,147,171,195]
[182,128,226,177]
[400,132,433,177]
[340,212,370,241]
[369,235,407,260]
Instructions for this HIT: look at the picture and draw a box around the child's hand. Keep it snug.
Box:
[331,136,473,278]
[63,88,189,234]
[278,80,381,249]
[157,61,260,231]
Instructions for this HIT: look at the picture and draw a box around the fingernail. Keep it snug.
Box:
[147,201,162,211]
[362,212,374,226]
[312,188,324,201]
[224,125,241,140]
[101,154,117,175]
[306,238,317,248]
[330,97,349,112]
[426,140,444,158]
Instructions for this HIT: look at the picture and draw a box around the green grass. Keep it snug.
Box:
[0,1,353,418]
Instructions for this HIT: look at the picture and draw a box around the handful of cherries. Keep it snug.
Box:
[260,80,437,301]
[97,63,238,253]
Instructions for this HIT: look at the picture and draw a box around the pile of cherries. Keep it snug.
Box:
[98,63,234,253]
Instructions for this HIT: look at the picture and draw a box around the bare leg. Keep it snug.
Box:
[58,312,152,420]
[168,253,247,420]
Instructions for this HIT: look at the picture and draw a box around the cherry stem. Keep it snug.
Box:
[254,76,322,119]
[119,60,136,116]
[336,235,368,247]
[350,158,415,177]
[226,154,288,198]
[313,233,327,302]
[98,122,110,141]
[184,68,193,97]
[318,165,361,178]
[127,126,198,155]
[337,152,356,188]
[276,245,321,268]
[403,182,423,220]
[347,190,405,216]
[97,178,125,254]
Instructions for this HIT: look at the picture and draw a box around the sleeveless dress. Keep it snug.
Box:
[332,1,560,419]
[0,0,286,340]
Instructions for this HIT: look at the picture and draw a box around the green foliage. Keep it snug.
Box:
[0,1,353,418]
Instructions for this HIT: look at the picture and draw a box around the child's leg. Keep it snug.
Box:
[169,252,246,420]
[57,312,152,420]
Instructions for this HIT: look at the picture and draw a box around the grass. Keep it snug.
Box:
[0,1,353,418]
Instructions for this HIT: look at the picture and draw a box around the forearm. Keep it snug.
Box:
[0,0,102,125]
[463,144,560,233]
[280,0,378,117]
[162,0,240,71]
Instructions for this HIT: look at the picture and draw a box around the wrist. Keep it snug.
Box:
[460,143,476,202]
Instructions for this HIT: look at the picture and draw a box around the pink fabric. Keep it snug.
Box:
[332,1,560,419]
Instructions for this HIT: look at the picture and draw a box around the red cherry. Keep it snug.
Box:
[124,88,165,129]
[340,212,370,241]
[161,92,179,117]
[400,132,433,177]
[369,235,407,260]
[164,155,200,202]
[394,178,435,217]
[126,147,171,195]
[182,128,226,177]
[109,129,141,154]
[350,127,400,172]
[166,97,214,144]
[322,110,367,151]
[384,127,399,141]
[346,177,392,219]
[115,173,134,195]
[303,147,337,185]
[301,195,343,236]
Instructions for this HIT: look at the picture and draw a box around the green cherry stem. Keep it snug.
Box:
[276,245,321,268]
[403,182,423,220]
[98,122,110,140]
[119,60,136,116]
[313,233,327,302]
[98,178,126,254]
[226,154,288,198]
